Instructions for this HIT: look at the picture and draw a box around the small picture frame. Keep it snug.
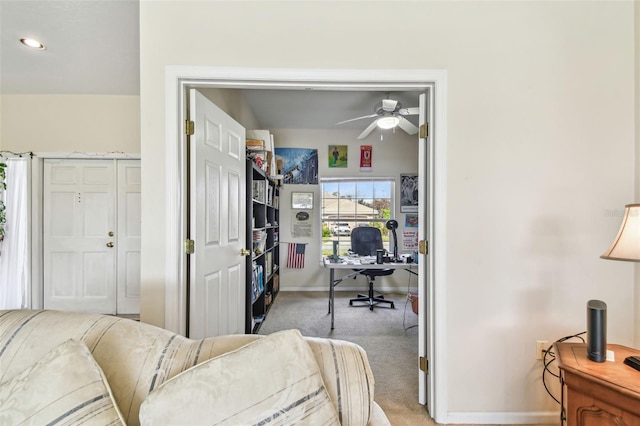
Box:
[291,192,314,209]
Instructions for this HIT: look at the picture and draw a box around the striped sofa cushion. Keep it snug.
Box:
[305,337,374,426]
[0,310,208,425]
[0,310,375,426]
[139,329,340,425]
[0,339,125,426]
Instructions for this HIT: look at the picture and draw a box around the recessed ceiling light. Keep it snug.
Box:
[19,38,45,50]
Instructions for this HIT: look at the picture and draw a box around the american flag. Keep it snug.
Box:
[287,243,306,268]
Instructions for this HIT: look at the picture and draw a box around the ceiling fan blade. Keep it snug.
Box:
[397,116,419,135]
[336,113,378,125]
[381,99,398,112]
[357,120,378,140]
[398,107,419,116]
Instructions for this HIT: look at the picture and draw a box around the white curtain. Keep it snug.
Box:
[0,158,30,309]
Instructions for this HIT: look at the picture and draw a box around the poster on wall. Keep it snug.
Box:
[400,174,418,212]
[274,148,318,184]
[291,210,313,238]
[402,230,419,250]
[329,145,347,168]
[360,145,372,172]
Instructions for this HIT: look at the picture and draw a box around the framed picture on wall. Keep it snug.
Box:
[291,192,314,209]
[400,174,418,212]
[329,145,347,168]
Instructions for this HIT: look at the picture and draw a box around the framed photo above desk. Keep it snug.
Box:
[291,192,313,209]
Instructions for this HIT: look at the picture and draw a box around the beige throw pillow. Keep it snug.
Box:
[139,329,339,425]
[0,339,125,426]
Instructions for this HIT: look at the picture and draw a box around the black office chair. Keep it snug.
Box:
[349,226,395,310]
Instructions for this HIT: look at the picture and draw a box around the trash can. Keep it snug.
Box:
[408,291,419,315]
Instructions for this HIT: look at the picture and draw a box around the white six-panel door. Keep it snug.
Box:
[116,161,141,314]
[43,159,140,314]
[188,89,246,339]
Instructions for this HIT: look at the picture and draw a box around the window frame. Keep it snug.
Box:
[320,177,395,255]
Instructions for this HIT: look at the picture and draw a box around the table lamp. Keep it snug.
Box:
[591,204,640,362]
[601,203,640,262]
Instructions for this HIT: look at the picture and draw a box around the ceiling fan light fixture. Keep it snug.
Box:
[377,116,399,130]
[19,38,46,50]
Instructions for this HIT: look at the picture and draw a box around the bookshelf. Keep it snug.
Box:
[246,158,280,333]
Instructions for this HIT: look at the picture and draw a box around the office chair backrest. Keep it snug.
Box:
[351,226,384,256]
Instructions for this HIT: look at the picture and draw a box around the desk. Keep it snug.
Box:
[321,257,417,329]
[555,342,640,425]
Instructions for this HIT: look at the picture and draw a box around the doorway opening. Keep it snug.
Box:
[163,67,447,420]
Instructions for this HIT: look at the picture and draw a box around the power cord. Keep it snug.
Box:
[403,270,418,331]
[542,331,586,404]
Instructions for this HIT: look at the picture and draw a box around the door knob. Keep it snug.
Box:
[240,249,251,256]
[106,242,114,248]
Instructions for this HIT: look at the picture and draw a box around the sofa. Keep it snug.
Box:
[0,309,391,425]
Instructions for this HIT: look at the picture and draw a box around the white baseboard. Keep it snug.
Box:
[444,411,560,424]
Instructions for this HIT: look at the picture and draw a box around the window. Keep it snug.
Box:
[321,178,394,255]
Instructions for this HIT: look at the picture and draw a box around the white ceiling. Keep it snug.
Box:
[0,0,420,131]
[0,0,140,95]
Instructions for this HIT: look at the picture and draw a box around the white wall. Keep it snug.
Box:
[198,88,261,130]
[0,95,140,152]
[634,0,640,348]
[272,128,418,292]
[140,1,636,422]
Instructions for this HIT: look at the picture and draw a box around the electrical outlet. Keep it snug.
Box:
[536,341,548,360]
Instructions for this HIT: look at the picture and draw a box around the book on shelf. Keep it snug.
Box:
[267,186,274,205]
[251,262,264,303]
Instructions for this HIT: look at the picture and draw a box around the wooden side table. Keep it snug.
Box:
[555,342,640,426]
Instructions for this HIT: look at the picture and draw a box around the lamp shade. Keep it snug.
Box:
[601,203,640,262]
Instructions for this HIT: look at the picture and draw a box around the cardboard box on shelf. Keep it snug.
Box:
[247,130,272,151]
[246,139,266,151]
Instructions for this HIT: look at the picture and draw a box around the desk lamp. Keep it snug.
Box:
[593,204,640,362]
[385,219,400,262]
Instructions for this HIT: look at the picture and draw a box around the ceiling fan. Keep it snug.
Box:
[336,96,419,140]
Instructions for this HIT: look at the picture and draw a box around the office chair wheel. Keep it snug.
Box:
[369,306,374,311]
[349,301,353,306]
[390,302,395,309]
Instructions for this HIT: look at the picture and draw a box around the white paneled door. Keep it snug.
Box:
[188,89,246,339]
[116,161,141,314]
[43,159,141,314]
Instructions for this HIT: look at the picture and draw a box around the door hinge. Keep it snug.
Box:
[184,239,195,254]
[419,240,428,255]
[185,120,195,136]
[419,123,429,139]
[419,356,428,373]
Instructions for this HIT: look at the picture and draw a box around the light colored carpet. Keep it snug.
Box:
[258,291,554,426]
[258,290,431,425]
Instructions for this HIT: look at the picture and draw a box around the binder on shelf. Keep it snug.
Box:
[265,252,273,277]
